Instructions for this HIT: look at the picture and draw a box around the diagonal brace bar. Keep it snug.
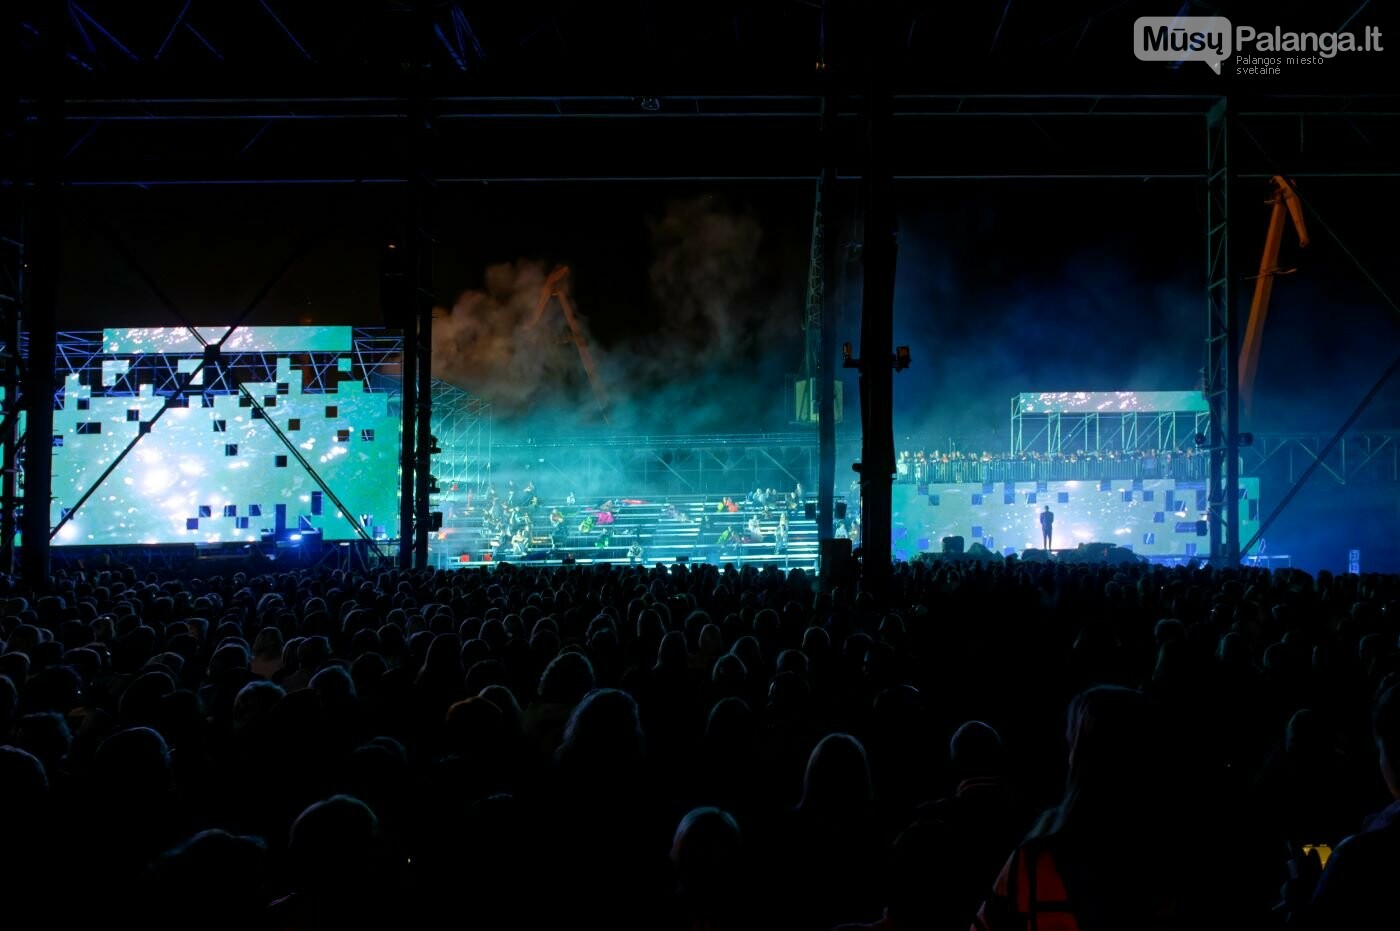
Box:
[1243,350,1400,555]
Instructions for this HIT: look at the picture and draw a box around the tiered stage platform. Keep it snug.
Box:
[429,494,825,571]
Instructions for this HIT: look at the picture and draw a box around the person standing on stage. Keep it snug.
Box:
[1040,505,1055,550]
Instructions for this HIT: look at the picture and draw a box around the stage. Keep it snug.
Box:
[892,477,1261,563]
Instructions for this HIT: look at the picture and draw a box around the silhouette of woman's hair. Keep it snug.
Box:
[798,733,873,814]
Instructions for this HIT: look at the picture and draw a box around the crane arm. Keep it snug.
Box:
[529,265,571,328]
[555,291,611,421]
[1239,175,1309,414]
[533,265,611,422]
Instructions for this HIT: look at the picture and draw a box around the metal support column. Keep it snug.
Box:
[19,2,62,587]
[815,1,838,547]
[0,231,20,576]
[397,254,418,567]
[0,0,19,572]
[411,152,434,569]
[1205,99,1240,565]
[857,19,898,588]
[411,1,437,570]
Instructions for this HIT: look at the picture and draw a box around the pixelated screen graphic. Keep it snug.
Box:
[1015,391,1210,414]
[892,478,1260,560]
[50,327,400,546]
[104,327,352,355]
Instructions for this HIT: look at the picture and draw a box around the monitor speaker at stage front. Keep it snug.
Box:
[794,378,844,424]
[819,537,853,591]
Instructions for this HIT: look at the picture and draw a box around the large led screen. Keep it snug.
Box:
[892,478,1260,561]
[1014,391,1210,414]
[51,327,400,546]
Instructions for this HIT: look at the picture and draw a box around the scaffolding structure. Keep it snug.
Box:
[1245,431,1400,487]
[489,433,841,498]
[430,379,491,494]
[49,329,402,397]
[1010,393,1212,456]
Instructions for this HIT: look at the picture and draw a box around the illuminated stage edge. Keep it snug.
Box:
[893,478,1260,561]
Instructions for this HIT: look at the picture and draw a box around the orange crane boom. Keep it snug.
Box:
[531,265,611,422]
[1239,175,1310,415]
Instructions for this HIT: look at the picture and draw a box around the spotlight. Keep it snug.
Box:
[894,346,911,371]
[427,434,441,455]
[1239,432,1254,447]
[639,97,661,112]
[1194,433,1208,448]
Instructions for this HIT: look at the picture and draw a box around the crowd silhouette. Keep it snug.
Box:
[1,557,1399,930]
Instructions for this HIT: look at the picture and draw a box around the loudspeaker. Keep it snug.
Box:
[804,503,816,520]
[835,501,847,519]
[794,378,845,424]
[942,535,964,554]
[819,537,853,591]
[675,555,689,563]
[1058,542,1143,566]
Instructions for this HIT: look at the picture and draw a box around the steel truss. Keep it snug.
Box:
[430,380,490,494]
[490,434,833,498]
[1245,431,1400,487]
[1010,403,1210,457]
[10,94,1398,186]
[1204,100,1240,566]
[52,328,402,398]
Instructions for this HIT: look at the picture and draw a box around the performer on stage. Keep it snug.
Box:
[1040,505,1054,550]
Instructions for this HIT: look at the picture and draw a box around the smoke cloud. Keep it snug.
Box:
[891,241,1204,453]
[432,195,798,436]
[643,195,778,364]
[431,259,603,419]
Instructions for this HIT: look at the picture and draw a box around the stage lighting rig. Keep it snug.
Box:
[841,342,913,372]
